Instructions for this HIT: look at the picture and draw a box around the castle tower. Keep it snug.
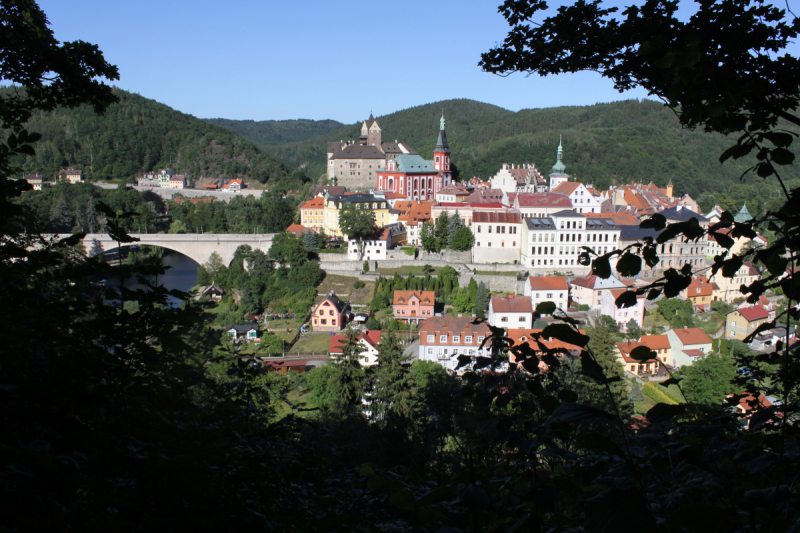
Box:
[666,178,674,198]
[548,136,569,191]
[433,113,452,191]
[365,113,381,146]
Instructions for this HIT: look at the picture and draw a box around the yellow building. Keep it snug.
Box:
[323,193,390,237]
[709,261,760,303]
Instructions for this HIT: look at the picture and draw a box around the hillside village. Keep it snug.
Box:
[189,113,789,416]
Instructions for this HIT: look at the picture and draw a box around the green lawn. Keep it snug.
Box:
[634,395,657,415]
[290,333,333,354]
[376,265,437,276]
[264,318,304,330]
[277,388,318,419]
[316,274,376,305]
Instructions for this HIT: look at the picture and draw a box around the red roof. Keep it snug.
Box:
[300,197,325,209]
[738,305,769,322]
[507,329,586,361]
[617,341,660,363]
[528,276,569,291]
[286,223,315,236]
[672,327,712,346]
[328,330,382,354]
[515,192,572,208]
[490,295,533,314]
[551,181,582,196]
[638,335,670,350]
[682,349,705,357]
[393,290,435,305]
[473,211,521,224]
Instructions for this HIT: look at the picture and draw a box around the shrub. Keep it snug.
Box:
[353,280,365,289]
[402,247,415,256]
[578,304,590,311]
[643,383,678,405]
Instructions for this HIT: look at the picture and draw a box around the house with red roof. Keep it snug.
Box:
[299,196,326,230]
[665,327,713,367]
[709,261,761,303]
[488,295,533,330]
[222,178,244,192]
[524,276,570,313]
[569,274,628,309]
[506,328,585,372]
[551,180,602,214]
[435,184,471,203]
[393,290,435,324]
[600,288,645,332]
[472,211,523,264]
[418,316,493,372]
[394,200,434,245]
[616,339,662,376]
[285,223,315,237]
[681,276,717,311]
[726,305,770,341]
[328,330,382,366]
[513,192,573,219]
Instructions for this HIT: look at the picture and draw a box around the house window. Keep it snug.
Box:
[440,335,448,343]
[427,335,435,342]
[321,319,327,325]
[427,348,433,355]
[477,335,485,343]
[501,317,508,322]
[465,335,473,343]
[453,335,460,343]
[332,320,336,325]
[519,316,526,321]
[547,293,553,298]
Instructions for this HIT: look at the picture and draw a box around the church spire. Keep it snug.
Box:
[551,135,567,175]
[434,112,450,153]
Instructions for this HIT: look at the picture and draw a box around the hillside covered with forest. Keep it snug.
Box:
[202,117,344,146]
[7,88,306,190]
[257,98,800,210]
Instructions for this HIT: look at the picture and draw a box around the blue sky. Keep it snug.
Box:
[35,0,790,124]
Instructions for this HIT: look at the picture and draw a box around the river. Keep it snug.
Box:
[114,250,200,304]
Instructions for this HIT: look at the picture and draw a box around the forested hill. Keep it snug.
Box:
[8,88,306,190]
[202,117,344,146]
[263,98,800,208]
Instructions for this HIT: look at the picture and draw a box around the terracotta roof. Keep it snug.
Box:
[733,392,774,413]
[507,328,586,361]
[617,341,660,363]
[528,276,569,291]
[472,211,521,224]
[737,305,769,322]
[300,197,325,209]
[672,327,712,345]
[419,316,492,341]
[586,212,640,225]
[490,295,533,314]
[515,192,572,208]
[396,201,434,225]
[687,277,714,297]
[638,335,670,350]
[286,223,315,236]
[329,330,382,354]
[393,290,435,305]
[551,181,582,196]
[682,349,705,357]
[465,189,505,203]
[743,261,760,277]
[570,274,625,290]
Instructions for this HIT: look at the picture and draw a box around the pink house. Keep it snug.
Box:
[311,293,350,332]
[393,290,435,324]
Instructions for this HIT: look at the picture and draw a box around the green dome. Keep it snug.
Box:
[550,136,568,175]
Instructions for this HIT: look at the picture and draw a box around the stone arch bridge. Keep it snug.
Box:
[78,233,276,265]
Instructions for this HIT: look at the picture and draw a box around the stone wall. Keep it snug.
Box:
[419,249,472,263]
[458,273,526,294]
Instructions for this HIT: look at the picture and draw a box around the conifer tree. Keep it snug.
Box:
[329,329,366,413]
[586,322,632,417]
[373,330,417,424]
[50,192,70,231]
[475,282,489,318]
[447,211,463,244]
[85,197,99,233]
[303,229,318,253]
[73,204,84,232]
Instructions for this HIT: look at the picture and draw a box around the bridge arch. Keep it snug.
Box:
[81,233,276,266]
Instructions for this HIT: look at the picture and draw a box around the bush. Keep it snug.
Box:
[578,304,590,311]
[365,318,380,330]
[402,247,415,256]
[353,280,365,289]
[643,383,678,405]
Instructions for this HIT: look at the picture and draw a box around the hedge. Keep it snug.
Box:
[643,383,678,405]
[657,385,684,404]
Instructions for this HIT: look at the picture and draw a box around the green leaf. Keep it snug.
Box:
[535,301,556,314]
[547,402,621,427]
[614,291,638,309]
[592,254,612,279]
[390,489,416,511]
[541,324,589,347]
[646,403,685,424]
[640,214,666,231]
[770,147,795,165]
[616,252,642,277]
[629,346,657,361]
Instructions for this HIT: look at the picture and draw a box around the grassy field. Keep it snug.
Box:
[264,318,304,330]
[376,265,438,276]
[634,395,657,415]
[290,333,333,354]
[277,389,317,419]
[474,270,518,276]
[316,274,375,305]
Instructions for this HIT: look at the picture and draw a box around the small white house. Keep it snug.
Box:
[600,289,645,332]
[226,324,258,341]
[524,276,570,312]
[488,295,533,330]
[665,327,713,367]
[570,274,627,309]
